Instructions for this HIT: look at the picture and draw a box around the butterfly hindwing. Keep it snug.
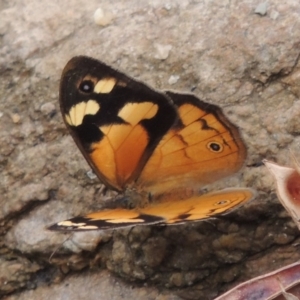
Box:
[138,92,247,195]
[48,188,255,231]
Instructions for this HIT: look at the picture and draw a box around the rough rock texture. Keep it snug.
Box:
[2,0,300,299]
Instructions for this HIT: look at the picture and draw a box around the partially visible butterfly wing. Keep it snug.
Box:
[48,188,255,231]
[137,92,247,195]
[264,159,300,229]
[59,56,177,191]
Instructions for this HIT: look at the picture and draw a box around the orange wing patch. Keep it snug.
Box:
[90,123,148,189]
[89,102,159,190]
[142,188,253,223]
[138,96,246,196]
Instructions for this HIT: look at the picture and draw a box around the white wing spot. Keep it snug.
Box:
[94,78,117,93]
[65,100,100,126]
[118,102,158,125]
[77,225,99,230]
[107,218,145,224]
[57,221,87,227]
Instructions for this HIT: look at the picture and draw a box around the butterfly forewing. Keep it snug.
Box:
[60,56,177,191]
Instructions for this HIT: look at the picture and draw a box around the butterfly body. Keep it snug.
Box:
[49,56,254,231]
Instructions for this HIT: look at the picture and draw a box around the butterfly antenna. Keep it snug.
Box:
[48,233,73,263]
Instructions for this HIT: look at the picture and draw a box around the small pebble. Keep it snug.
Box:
[154,44,172,60]
[93,8,113,26]
[270,10,279,20]
[168,75,180,85]
[86,170,97,180]
[164,3,172,10]
[11,113,21,123]
[254,2,268,16]
[40,102,56,116]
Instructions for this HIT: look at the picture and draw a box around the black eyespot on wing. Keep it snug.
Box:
[207,142,223,152]
[215,200,229,206]
[79,80,94,93]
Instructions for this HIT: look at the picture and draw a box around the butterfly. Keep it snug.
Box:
[49,56,255,231]
[264,157,300,230]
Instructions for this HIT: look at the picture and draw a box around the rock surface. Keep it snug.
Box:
[2,0,300,299]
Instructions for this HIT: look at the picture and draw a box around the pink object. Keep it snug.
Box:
[215,262,300,300]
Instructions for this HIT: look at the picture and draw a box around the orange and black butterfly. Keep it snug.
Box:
[49,56,255,231]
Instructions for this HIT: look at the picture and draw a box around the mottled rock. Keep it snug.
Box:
[2,0,300,299]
